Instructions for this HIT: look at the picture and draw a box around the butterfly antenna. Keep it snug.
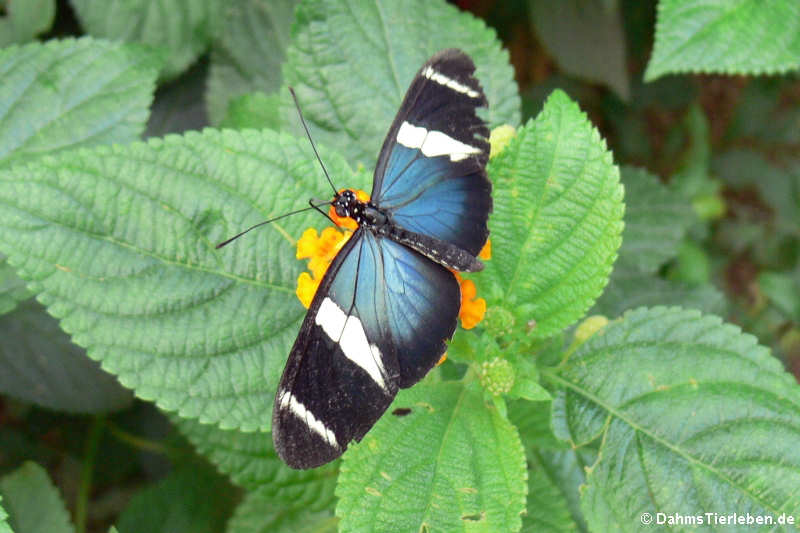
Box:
[289,87,339,196]
[216,203,330,249]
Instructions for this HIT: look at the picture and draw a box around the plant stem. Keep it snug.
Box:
[106,421,173,457]
[75,414,105,533]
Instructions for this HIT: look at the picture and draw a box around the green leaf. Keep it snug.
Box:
[483,90,624,338]
[0,495,11,533]
[0,253,29,315]
[336,382,527,533]
[669,239,711,285]
[725,79,800,145]
[0,462,73,533]
[0,300,132,412]
[616,166,693,274]
[220,92,283,131]
[207,0,297,125]
[713,148,800,234]
[759,271,800,322]
[227,485,338,533]
[0,0,55,47]
[548,306,800,531]
[145,61,210,138]
[284,0,520,168]
[529,0,629,100]
[646,0,800,81]
[592,270,726,318]
[174,416,338,493]
[529,449,594,533]
[116,463,237,533]
[521,451,582,533]
[0,37,159,167]
[508,400,565,451]
[69,0,218,79]
[0,128,357,432]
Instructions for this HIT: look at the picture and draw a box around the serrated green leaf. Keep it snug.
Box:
[117,463,237,533]
[220,92,283,131]
[174,416,338,495]
[529,0,629,100]
[592,270,726,318]
[646,0,800,81]
[0,462,73,533]
[510,402,592,532]
[509,378,550,402]
[0,0,55,46]
[0,253,29,315]
[548,306,800,531]
[0,128,358,432]
[227,485,338,533]
[336,383,527,533]
[616,166,693,274]
[529,449,594,533]
[207,0,297,125]
[69,0,218,79]
[508,400,564,451]
[0,495,11,533]
[0,37,159,167]
[521,451,581,533]
[0,300,132,412]
[283,0,520,168]
[483,90,624,338]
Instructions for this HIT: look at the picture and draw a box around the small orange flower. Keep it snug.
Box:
[295,227,352,308]
[453,272,487,330]
[478,239,491,260]
[329,189,370,230]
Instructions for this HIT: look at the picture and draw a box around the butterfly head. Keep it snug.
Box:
[332,189,359,219]
[330,188,384,229]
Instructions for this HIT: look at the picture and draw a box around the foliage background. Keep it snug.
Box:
[0,0,799,532]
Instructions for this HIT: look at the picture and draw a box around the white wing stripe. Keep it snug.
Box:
[396,121,481,162]
[315,297,388,391]
[279,390,339,449]
[422,66,480,98]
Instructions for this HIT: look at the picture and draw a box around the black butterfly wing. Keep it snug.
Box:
[272,229,459,469]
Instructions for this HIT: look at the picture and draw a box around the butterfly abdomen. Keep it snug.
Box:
[380,224,483,272]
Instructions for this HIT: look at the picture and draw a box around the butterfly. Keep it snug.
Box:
[273,49,491,469]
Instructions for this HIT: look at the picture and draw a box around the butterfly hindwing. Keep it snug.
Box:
[372,49,491,257]
[272,230,460,469]
[377,236,460,387]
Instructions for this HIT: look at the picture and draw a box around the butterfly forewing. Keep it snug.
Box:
[372,49,492,257]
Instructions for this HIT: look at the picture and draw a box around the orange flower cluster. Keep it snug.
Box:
[295,188,489,330]
[295,226,353,308]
